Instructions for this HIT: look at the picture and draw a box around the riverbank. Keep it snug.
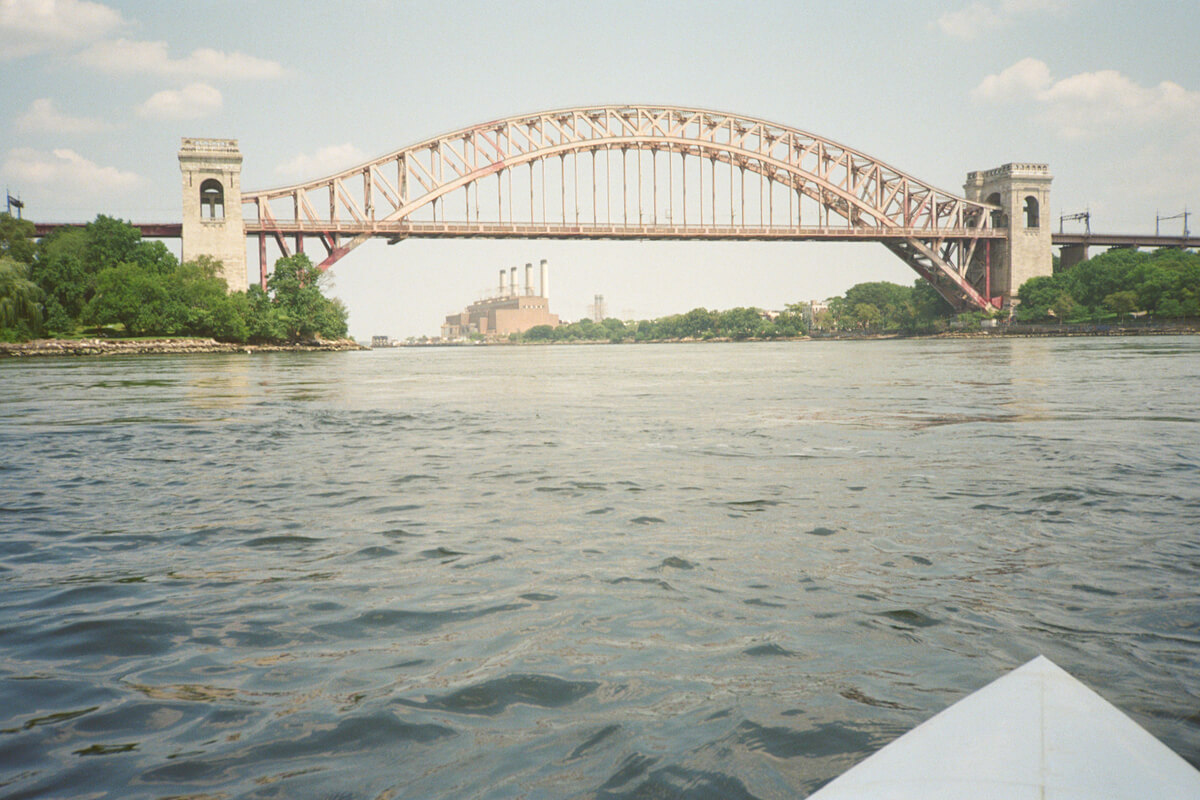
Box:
[811,320,1200,340]
[9,321,1196,357]
[933,323,1200,339]
[0,337,366,358]
[405,320,1200,347]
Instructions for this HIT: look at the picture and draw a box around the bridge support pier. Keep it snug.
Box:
[1059,243,1088,272]
[964,163,1053,308]
[180,138,247,293]
[259,233,267,290]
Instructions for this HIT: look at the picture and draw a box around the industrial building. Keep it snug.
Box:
[442,260,559,340]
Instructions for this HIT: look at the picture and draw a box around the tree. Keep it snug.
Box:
[718,307,765,340]
[523,324,555,341]
[83,215,146,274]
[767,309,805,338]
[267,254,326,339]
[1017,247,1200,323]
[635,318,661,341]
[601,317,629,342]
[1065,249,1139,308]
[29,217,177,335]
[0,213,35,264]
[852,302,882,330]
[1102,290,1139,317]
[168,256,253,340]
[312,295,349,339]
[1049,291,1076,321]
[244,285,285,342]
[82,254,259,341]
[678,307,717,338]
[0,257,43,339]
[911,279,955,323]
[83,261,171,335]
[844,282,911,328]
[208,289,250,342]
[1016,274,1068,322]
[30,226,89,332]
[266,254,348,340]
[14,215,352,344]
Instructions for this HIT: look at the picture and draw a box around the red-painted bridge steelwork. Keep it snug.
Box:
[33,222,182,237]
[29,107,1199,311]
[243,105,1005,310]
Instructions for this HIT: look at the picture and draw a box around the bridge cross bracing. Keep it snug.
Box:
[244,105,1003,310]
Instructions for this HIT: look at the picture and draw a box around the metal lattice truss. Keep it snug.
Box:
[244,105,1002,309]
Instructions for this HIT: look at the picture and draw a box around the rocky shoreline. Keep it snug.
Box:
[5,324,1196,358]
[0,337,367,358]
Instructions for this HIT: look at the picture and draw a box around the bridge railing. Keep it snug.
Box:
[244,219,1006,240]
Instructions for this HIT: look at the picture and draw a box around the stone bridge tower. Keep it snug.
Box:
[964,163,1053,307]
[180,138,247,292]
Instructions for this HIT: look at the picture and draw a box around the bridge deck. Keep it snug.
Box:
[33,222,182,237]
[245,221,1006,242]
[30,222,1198,249]
[1052,233,1200,248]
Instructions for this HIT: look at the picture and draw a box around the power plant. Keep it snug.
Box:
[441,259,559,340]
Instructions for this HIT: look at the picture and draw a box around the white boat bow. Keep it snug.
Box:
[808,655,1200,799]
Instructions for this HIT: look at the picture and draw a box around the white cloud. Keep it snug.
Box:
[937,0,1068,39]
[938,2,1001,39]
[77,37,285,80]
[970,57,1052,102]
[972,59,1200,138]
[0,0,123,59]
[275,144,367,180]
[1001,0,1068,11]
[136,82,223,120]
[15,97,110,134]
[3,147,142,196]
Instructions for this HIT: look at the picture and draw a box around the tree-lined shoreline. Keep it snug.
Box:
[4,212,1197,354]
[1,214,349,345]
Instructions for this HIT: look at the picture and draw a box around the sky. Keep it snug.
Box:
[2,0,1198,339]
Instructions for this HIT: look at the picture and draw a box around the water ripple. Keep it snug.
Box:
[1,340,1197,798]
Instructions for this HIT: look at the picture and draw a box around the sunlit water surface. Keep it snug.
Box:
[1,337,1198,799]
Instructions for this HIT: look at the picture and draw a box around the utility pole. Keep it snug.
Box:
[1059,210,1090,235]
[1156,208,1190,237]
[5,190,24,219]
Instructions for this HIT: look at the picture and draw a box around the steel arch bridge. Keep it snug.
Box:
[244,105,1004,310]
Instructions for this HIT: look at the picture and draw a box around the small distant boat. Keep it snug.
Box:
[808,655,1200,799]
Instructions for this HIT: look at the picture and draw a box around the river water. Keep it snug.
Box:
[1,337,1198,799]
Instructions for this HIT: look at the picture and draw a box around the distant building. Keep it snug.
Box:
[799,300,829,328]
[371,335,391,348]
[589,294,607,322]
[442,259,559,340]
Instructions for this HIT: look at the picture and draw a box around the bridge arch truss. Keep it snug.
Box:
[245,105,1003,309]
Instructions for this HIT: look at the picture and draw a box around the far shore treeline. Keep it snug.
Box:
[511,278,961,343]
[3,212,1198,345]
[1015,248,1200,323]
[507,247,1200,343]
[0,213,347,344]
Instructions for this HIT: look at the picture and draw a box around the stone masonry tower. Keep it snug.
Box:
[964,163,1053,306]
[180,138,246,292]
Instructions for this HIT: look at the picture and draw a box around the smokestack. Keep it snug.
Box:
[540,259,549,299]
[499,268,506,297]
[509,266,517,298]
[524,262,533,296]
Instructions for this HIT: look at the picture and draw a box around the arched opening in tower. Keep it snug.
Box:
[1024,196,1039,229]
[200,178,225,219]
